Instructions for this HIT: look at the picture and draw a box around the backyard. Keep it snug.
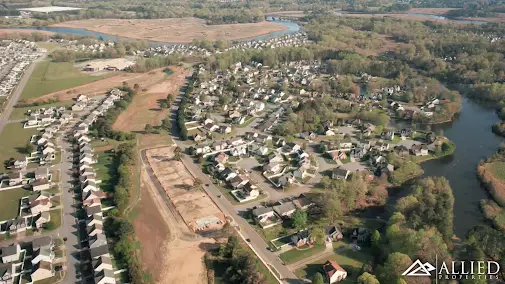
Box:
[279,243,325,264]
[44,209,62,232]
[20,60,110,100]
[0,123,38,171]
[295,246,373,283]
[10,101,74,120]
[0,188,33,221]
[94,150,117,193]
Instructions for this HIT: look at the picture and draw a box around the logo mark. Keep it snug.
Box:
[402,259,436,276]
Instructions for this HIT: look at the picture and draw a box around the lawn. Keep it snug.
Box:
[295,247,372,283]
[94,150,117,193]
[0,188,34,221]
[279,244,325,264]
[44,209,62,232]
[10,101,74,120]
[0,122,38,171]
[20,60,110,100]
[490,162,505,182]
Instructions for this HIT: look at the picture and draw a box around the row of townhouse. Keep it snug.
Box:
[0,236,57,283]
[0,40,44,97]
[71,91,125,284]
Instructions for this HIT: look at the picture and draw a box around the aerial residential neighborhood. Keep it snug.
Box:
[1,1,505,284]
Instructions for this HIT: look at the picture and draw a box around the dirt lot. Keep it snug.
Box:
[134,158,215,284]
[113,66,190,132]
[146,146,226,232]
[408,8,459,15]
[52,17,287,43]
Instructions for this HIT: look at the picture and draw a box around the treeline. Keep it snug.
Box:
[50,40,149,62]
[205,235,271,284]
[105,143,152,284]
[90,87,136,141]
[176,73,197,141]
[445,9,496,18]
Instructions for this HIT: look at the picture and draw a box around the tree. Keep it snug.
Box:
[292,210,307,229]
[193,178,203,190]
[161,118,171,131]
[159,101,169,109]
[323,191,342,223]
[311,227,326,245]
[173,147,182,160]
[44,221,57,231]
[145,124,154,133]
[24,142,34,154]
[358,272,380,284]
[312,272,325,284]
[377,253,413,284]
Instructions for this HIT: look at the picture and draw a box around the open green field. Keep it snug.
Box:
[94,150,117,193]
[279,244,325,264]
[36,42,59,52]
[10,101,74,120]
[20,60,110,100]
[0,123,38,171]
[490,162,505,182]
[0,188,33,221]
[295,247,372,283]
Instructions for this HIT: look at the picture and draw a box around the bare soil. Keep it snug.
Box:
[52,18,288,43]
[113,66,190,132]
[146,146,226,232]
[408,8,459,15]
[134,160,215,284]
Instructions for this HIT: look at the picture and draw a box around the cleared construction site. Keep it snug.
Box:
[146,146,225,232]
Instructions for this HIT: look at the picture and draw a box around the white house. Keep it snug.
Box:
[323,260,347,283]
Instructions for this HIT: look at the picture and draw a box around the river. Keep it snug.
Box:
[7,19,300,46]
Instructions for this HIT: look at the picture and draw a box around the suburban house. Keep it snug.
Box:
[325,225,343,241]
[291,230,312,247]
[332,168,351,180]
[273,202,296,218]
[323,260,347,283]
[251,207,281,228]
[411,144,429,156]
[35,212,50,229]
[94,269,116,284]
[93,255,113,272]
[351,227,371,242]
[277,173,295,188]
[31,261,54,282]
[0,244,21,263]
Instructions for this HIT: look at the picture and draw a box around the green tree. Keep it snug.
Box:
[145,124,154,133]
[292,210,307,229]
[24,142,34,154]
[312,272,325,284]
[377,253,412,284]
[311,227,326,245]
[173,147,182,160]
[358,272,380,284]
[371,230,381,251]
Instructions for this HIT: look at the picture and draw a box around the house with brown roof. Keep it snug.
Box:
[323,260,347,283]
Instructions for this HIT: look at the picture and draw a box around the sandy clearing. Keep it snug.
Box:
[134,159,213,284]
[113,66,190,132]
[52,17,288,43]
[146,147,226,232]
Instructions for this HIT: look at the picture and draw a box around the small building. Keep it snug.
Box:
[323,260,347,283]
[0,244,21,263]
[332,168,350,180]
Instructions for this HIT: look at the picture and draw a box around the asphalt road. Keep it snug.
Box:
[57,135,81,284]
[0,55,45,134]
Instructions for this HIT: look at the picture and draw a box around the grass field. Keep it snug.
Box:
[94,150,117,193]
[0,188,33,220]
[0,123,38,171]
[20,60,110,100]
[279,244,325,264]
[10,101,74,120]
[490,162,505,182]
[295,247,372,283]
